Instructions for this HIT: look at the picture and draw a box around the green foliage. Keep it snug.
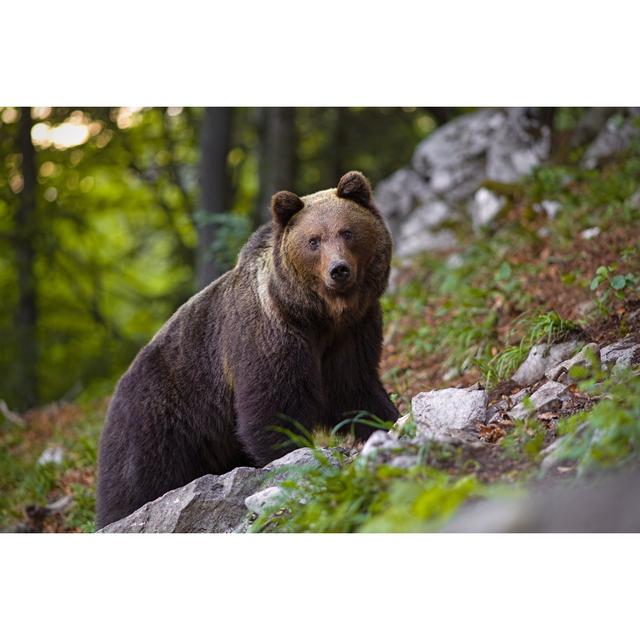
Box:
[590,262,638,315]
[501,413,547,461]
[553,370,640,475]
[479,311,580,388]
[250,449,485,533]
[193,210,253,271]
[0,403,102,531]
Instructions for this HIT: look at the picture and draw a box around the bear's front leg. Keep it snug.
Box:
[232,335,325,467]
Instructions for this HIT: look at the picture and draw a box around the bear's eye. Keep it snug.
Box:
[340,229,353,240]
[308,237,320,250]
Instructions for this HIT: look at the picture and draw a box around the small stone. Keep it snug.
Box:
[360,430,397,458]
[546,343,600,383]
[628,188,640,209]
[580,227,601,240]
[470,187,505,228]
[508,381,571,421]
[534,200,561,219]
[265,447,339,470]
[38,446,64,466]
[387,455,419,469]
[600,338,640,371]
[511,342,581,387]
[245,487,284,516]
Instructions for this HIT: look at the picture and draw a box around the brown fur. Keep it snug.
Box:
[96,171,398,528]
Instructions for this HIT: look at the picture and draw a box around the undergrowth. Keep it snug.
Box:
[250,450,491,533]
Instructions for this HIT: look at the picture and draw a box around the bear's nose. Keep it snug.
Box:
[330,261,351,282]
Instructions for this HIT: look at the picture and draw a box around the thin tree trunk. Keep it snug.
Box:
[255,107,297,225]
[14,107,39,408]
[196,107,232,291]
[331,107,348,184]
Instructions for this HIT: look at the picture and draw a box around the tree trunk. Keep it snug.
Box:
[331,107,348,184]
[255,107,297,225]
[196,107,232,291]
[14,107,39,408]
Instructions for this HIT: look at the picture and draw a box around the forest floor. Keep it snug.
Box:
[1,154,640,532]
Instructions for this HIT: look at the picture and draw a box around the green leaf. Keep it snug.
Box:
[610,275,627,290]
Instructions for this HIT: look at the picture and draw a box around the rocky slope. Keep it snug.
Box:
[99,333,639,533]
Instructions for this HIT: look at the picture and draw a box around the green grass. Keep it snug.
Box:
[552,369,640,475]
[0,402,102,532]
[250,448,489,533]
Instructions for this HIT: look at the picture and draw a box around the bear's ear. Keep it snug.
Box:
[336,171,373,209]
[271,191,304,227]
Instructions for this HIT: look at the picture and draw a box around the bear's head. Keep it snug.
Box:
[270,171,392,325]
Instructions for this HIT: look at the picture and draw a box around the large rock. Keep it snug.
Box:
[582,109,640,169]
[412,108,506,202]
[98,447,342,533]
[412,388,487,439]
[98,467,269,533]
[444,470,640,532]
[375,108,552,258]
[511,342,581,387]
[485,108,551,183]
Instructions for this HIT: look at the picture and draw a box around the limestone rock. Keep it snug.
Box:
[375,108,552,258]
[545,343,600,383]
[38,446,64,466]
[443,470,640,532]
[98,467,269,533]
[360,430,399,458]
[470,187,505,228]
[244,486,284,516]
[412,388,487,439]
[412,109,506,202]
[600,338,640,372]
[485,108,551,183]
[511,342,581,387]
[583,111,640,169]
[508,381,571,421]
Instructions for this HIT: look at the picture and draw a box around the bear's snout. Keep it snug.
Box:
[330,260,351,283]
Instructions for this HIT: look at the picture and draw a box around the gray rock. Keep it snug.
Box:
[545,343,600,383]
[444,470,640,532]
[533,200,561,219]
[412,388,487,439]
[486,108,551,183]
[376,108,552,258]
[580,226,601,240]
[387,455,419,469]
[470,187,505,228]
[374,167,435,235]
[244,486,284,516]
[38,446,64,466]
[375,169,458,258]
[628,188,640,210]
[98,467,269,533]
[360,430,400,458]
[412,108,506,202]
[264,447,338,471]
[600,338,640,371]
[508,381,571,421]
[511,341,581,387]
[583,111,640,169]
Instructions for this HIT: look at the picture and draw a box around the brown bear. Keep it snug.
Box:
[96,171,399,528]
